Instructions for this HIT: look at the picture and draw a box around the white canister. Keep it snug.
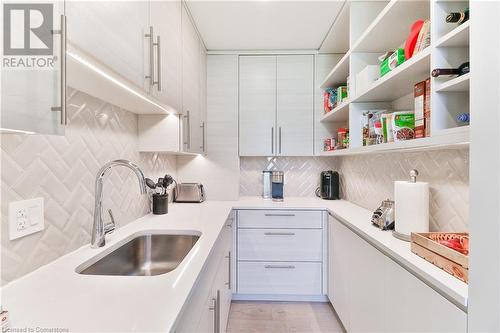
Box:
[394,169,429,241]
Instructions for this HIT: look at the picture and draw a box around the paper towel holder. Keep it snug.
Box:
[392,169,425,242]
[409,169,419,183]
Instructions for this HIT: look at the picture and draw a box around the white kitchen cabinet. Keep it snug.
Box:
[1,1,66,135]
[199,41,208,153]
[239,55,314,156]
[239,56,277,156]
[348,226,385,333]
[181,5,201,153]
[235,209,326,300]
[276,55,314,156]
[138,3,206,154]
[328,216,352,331]
[238,228,322,262]
[149,0,182,112]
[328,216,467,333]
[175,215,232,333]
[66,1,148,89]
[384,258,467,333]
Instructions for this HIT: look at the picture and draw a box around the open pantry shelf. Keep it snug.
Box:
[435,21,470,48]
[320,102,350,122]
[320,52,350,89]
[317,0,470,157]
[320,126,469,157]
[351,0,430,53]
[436,73,470,92]
[352,48,431,103]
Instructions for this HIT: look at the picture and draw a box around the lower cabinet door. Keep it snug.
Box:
[238,262,322,295]
[384,257,467,333]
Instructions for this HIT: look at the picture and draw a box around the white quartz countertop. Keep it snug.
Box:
[2,197,468,332]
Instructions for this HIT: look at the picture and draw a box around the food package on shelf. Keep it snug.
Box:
[380,48,405,77]
[336,86,348,106]
[356,65,380,95]
[367,110,387,145]
[392,111,415,141]
[323,91,332,113]
[337,128,349,149]
[361,112,370,146]
[414,80,426,138]
[381,113,394,143]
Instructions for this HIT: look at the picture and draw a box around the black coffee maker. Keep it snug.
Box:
[317,171,340,200]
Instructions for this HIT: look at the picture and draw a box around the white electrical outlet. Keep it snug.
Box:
[9,198,44,240]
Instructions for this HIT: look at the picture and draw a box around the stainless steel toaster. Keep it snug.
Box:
[371,199,395,230]
[173,183,205,203]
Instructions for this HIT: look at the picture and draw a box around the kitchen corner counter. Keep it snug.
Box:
[2,197,468,332]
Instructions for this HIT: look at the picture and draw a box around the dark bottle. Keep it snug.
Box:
[446,8,469,24]
[432,62,469,77]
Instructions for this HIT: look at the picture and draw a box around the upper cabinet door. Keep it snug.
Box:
[181,5,200,153]
[1,1,66,135]
[66,1,148,90]
[276,55,314,156]
[199,41,207,154]
[239,56,277,156]
[149,0,182,112]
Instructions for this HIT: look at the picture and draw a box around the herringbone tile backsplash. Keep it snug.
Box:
[1,88,176,284]
[240,148,469,232]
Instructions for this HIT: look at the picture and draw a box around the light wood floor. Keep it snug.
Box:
[226,301,345,333]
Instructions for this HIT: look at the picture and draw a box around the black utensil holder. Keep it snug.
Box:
[152,193,168,215]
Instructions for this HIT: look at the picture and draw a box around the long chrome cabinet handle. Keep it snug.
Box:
[271,127,274,155]
[154,35,161,91]
[200,122,205,152]
[226,251,231,289]
[209,295,217,333]
[216,290,220,333]
[279,127,282,155]
[51,14,67,125]
[145,26,154,86]
[264,213,296,217]
[183,111,191,149]
[265,265,296,269]
[264,232,295,236]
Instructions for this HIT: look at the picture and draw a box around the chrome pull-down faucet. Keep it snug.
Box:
[91,160,147,248]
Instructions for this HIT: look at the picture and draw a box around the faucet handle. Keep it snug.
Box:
[104,209,116,234]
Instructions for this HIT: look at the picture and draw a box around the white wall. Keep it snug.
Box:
[468,1,500,331]
[176,55,240,200]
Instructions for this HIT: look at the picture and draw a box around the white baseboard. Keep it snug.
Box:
[232,294,329,302]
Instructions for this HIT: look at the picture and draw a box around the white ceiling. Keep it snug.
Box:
[186,1,346,51]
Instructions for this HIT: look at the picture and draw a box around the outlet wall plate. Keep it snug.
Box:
[9,198,44,240]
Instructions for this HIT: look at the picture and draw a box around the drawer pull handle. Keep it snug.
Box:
[264,265,296,269]
[264,214,296,217]
[264,232,295,236]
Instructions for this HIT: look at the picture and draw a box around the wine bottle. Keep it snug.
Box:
[446,8,469,24]
[432,62,469,77]
[457,113,470,124]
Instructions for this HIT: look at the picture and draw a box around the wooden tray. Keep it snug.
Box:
[411,232,469,283]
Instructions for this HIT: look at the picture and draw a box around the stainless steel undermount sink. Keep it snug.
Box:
[76,232,201,276]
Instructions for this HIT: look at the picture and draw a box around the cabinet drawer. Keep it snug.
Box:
[237,210,322,229]
[238,262,322,295]
[238,228,322,261]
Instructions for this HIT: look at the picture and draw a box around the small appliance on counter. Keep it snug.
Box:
[393,169,429,241]
[271,171,284,201]
[316,171,340,200]
[371,199,395,230]
[173,183,205,203]
[262,170,272,199]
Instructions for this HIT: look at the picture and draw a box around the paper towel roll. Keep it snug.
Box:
[394,180,429,237]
